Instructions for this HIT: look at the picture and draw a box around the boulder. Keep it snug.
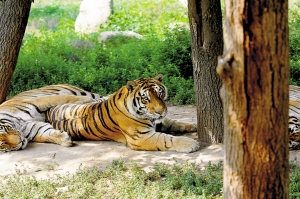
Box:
[98,31,143,43]
[75,0,113,34]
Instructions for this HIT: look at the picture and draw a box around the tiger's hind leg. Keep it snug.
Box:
[155,117,197,134]
[25,95,95,112]
[24,121,72,147]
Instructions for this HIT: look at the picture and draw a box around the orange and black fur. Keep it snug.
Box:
[46,74,199,152]
[0,85,104,152]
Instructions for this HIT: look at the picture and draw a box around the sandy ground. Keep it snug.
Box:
[1,105,298,179]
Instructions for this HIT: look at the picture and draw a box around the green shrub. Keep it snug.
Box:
[10,0,300,103]
[9,0,194,104]
[289,3,300,86]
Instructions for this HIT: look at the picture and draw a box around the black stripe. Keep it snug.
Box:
[109,98,118,114]
[105,100,118,127]
[133,97,137,107]
[25,123,36,138]
[37,124,50,136]
[86,123,108,140]
[13,106,33,118]
[0,113,24,121]
[69,104,77,116]
[63,119,69,132]
[96,102,115,132]
[118,92,122,100]
[92,104,109,136]
[80,115,90,136]
[74,119,85,140]
[59,105,69,121]
[25,102,43,114]
[112,95,152,127]
[27,124,47,140]
[61,87,77,95]
[68,90,77,95]
[70,119,80,140]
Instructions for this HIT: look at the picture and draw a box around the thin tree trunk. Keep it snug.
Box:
[0,0,32,103]
[217,0,289,198]
[187,0,224,144]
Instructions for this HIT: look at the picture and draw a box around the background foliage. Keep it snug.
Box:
[289,2,300,86]
[9,0,195,104]
[8,0,300,104]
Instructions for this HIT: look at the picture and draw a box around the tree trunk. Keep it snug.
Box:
[0,0,32,103]
[187,0,224,144]
[217,0,289,198]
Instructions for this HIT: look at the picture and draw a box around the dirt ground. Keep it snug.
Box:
[1,105,298,179]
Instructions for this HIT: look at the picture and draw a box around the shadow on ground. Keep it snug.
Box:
[1,105,296,179]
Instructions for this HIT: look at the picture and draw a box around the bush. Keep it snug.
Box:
[289,3,300,85]
[10,0,300,102]
[9,0,194,104]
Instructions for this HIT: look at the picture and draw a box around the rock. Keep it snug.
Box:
[75,0,113,34]
[98,31,143,43]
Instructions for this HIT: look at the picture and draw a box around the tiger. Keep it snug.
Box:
[46,74,200,153]
[289,85,300,150]
[0,85,106,152]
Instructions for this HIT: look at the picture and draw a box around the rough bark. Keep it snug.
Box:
[217,0,289,198]
[187,0,224,144]
[0,0,32,103]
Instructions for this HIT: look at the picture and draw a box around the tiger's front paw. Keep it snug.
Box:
[57,131,72,147]
[172,136,200,153]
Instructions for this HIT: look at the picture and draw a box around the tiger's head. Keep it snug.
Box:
[126,74,167,122]
[0,123,28,152]
[288,117,300,150]
[289,117,300,142]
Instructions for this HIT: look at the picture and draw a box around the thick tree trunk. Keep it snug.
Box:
[217,0,289,198]
[0,0,32,103]
[187,0,224,144]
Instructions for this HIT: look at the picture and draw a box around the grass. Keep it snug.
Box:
[0,159,224,198]
[2,158,300,198]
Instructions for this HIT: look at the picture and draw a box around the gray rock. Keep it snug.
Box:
[98,31,143,43]
[75,0,113,34]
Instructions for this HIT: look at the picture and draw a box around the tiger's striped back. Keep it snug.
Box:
[8,84,105,102]
[46,74,200,152]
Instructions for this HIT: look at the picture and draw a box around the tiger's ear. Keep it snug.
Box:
[126,80,137,92]
[154,73,164,82]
